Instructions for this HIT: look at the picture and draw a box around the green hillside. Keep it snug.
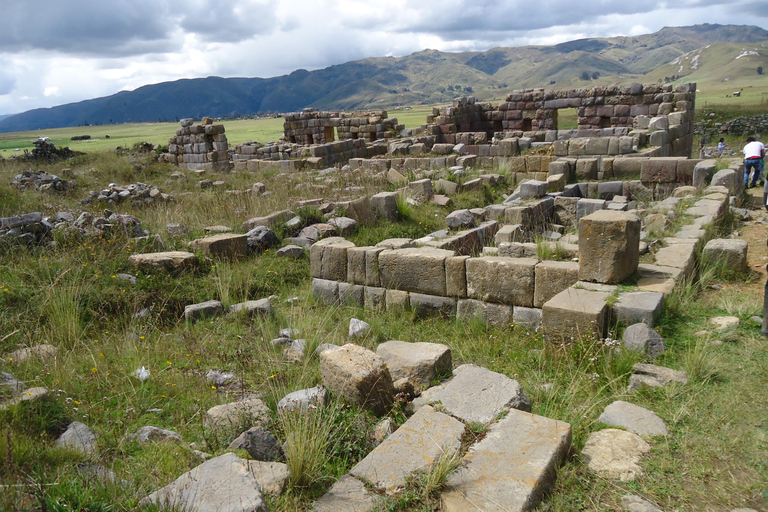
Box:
[1,24,767,133]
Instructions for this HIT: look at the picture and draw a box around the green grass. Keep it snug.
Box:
[0,128,767,512]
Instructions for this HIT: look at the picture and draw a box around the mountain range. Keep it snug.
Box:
[1,23,767,133]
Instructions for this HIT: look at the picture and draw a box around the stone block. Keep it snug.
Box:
[310,237,356,281]
[548,160,571,181]
[505,206,534,229]
[446,255,469,298]
[457,299,514,327]
[227,299,273,318]
[576,198,606,221]
[653,243,696,279]
[520,180,548,199]
[575,158,598,180]
[408,179,433,201]
[613,292,664,327]
[495,224,524,244]
[365,247,386,286]
[599,400,668,436]
[338,283,364,307]
[376,340,452,392]
[542,287,610,342]
[311,475,378,512]
[312,278,339,305]
[346,246,370,285]
[184,300,223,323]
[371,191,400,222]
[582,429,650,481]
[613,158,643,178]
[350,406,464,494]
[692,160,716,189]
[192,233,248,260]
[554,196,579,228]
[379,247,455,296]
[129,251,198,273]
[597,181,624,200]
[702,239,748,273]
[319,344,395,415]
[364,286,387,311]
[345,196,376,226]
[442,409,571,512]
[513,306,542,331]
[578,210,640,284]
[641,159,677,183]
[466,257,537,307]
[409,293,456,318]
[534,261,580,308]
[385,289,410,310]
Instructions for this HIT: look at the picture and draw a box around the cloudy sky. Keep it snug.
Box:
[0,0,766,115]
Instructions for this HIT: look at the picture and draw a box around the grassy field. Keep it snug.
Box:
[0,128,767,511]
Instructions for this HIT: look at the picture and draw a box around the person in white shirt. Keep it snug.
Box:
[743,136,765,188]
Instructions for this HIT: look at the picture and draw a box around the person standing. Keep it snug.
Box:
[717,138,725,155]
[744,136,765,188]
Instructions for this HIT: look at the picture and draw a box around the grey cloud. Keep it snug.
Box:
[178,0,278,42]
[0,74,16,95]
[0,0,172,56]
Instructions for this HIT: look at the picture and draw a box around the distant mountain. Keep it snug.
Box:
[1,23,767,133]
[0,114,11,122]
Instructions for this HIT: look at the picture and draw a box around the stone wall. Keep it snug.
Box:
[283,109,404,145]
[234,139,389,170]
[166,117,231,172]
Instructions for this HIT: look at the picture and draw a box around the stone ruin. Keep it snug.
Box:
[164,116,231,172]
[283,109,403,144]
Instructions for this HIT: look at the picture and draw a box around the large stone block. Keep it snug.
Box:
[466,257,537,307]
[641,159,677,183]
[350,406,464,494]
[653,243,696,279]
[129,251,198,272]
[693,160,716,189]
[310,237,356,281]
[408,179,433,201]
[575,158,598,180]
[192,233,248,260]
[312,475,378,512]
[312,278,339,305]
[379,247,455,296]
[612,291,664,327]
[371,191,399,222]
[319,344,395,415]
[578,211,640,284]
[376,340,452,392]
[534,261,580,308]
[345,196,376,226]
[576,199,606,221]
[702,238,748,273]
[445,255,469,298]
[409,293,456,318]
[442,409,571,512]
[542,287,610,342]
[346,246,371,285]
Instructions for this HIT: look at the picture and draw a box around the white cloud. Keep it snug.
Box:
[43,87,59,97]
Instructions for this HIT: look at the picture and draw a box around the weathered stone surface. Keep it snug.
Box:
[350,405,464,494]
[371,191,399,222]
[141,452,268,512]
[628,363,689,391]
[129,251,198,272]
[313,474,378,512]
[228,426,284,461]
[246,460,290,496]
[495,224,524,244]
[466,257,537,307]
[364,286,387,311]
[408,178,433,201]
[56,422,97,455]
[582,428,651,481]
[457,299,514,327]
[445,255,469,298]
[131,426,183,444]
[578,210,640,284]
[425,364,531,423]
[227,299,273,318]
[0,387,49,410]
[641,159,677,183]
[542,287,610,342]
[693,160,717,189]
[205,398,270,430]
[576,198,606,221]
[520,180,548,199]
[4,344,59,364]
[409,293,456,318]
[348,318,371,338]
[276,245,305,258]
[534,260,580,308]
[242,209,295,230]
[329,217,359,236]
[245,225,280,253]
[702,239,748,272]
[376,340,452,392]
[513,306,542,331]
[709,315,740,330]
[621,494,664,512]
[445,209,475,229]
[313,278,339,305]
[0,372,25,391]
[710,169,739,195]
[379,247,455,296]
[344,197,376,226]
[622,323,665,358]
[654,243,696,278]
[613,292,664,327]
[310,237,356,281]
[277,386,328,413]
[442,409,571,512]
[385,289,409,310]
[192,233,248,259]
[319,344,394,415]
[184,300,223,323]
[599,401,669,436]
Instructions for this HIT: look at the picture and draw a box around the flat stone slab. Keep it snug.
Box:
[629,363,689,391]
[442,409,571,512]
[227,298,273,317]
[313,475,379,512]
[599,400,669,436]
[710,316,740,330]
[0,387,49,410]
[192,233,248,259]
[653,243,695,277]
[582,428,651,481]
[246,460,290,496]
[4,344,59,364]
[141,452,268,512]
[613,292,664,327]
[350,405,464,494]
[204,398,270,430]
[542,287,610,342]
[376,340,452,392]
[422,364,530,424]
[128,251,198,272]
[621,494,664,512]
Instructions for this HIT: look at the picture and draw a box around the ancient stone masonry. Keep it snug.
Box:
[283,108,403,144]
[165,117,231,172]
[234,138,389,170]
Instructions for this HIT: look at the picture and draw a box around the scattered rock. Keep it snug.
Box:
[599,401,669,436]
[184,300,223,323]
[130,426,182,444]
[228,426,284,461]
[582,428,651,481]
[245,225,279,253]
[276,245,304,258]
[246,460,290,496]
[206,370,236,387]
[227,299,273,318]
[348,318,371,338]
[313,474,378,512]
[205,399,270,430]
[622,323,665,358]
[628,364,689,391]
[709,316,740,330]
[4,344,59,364]
[376,340,452,393]
[277,386,328,413]
[55,422,98,455]
[621,494,664,512]
[0,372,25,391]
